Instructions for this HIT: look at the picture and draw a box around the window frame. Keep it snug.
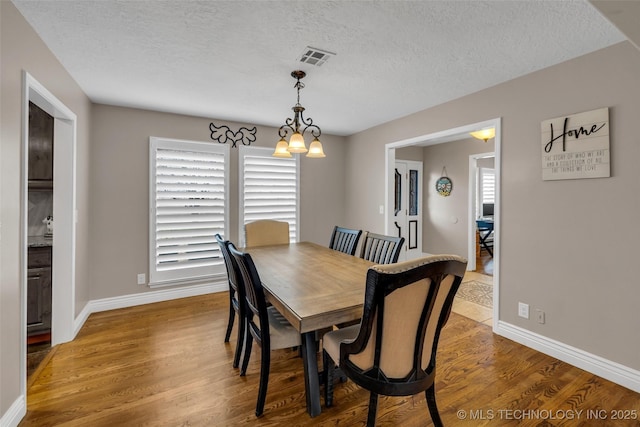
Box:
[148,136,230,288]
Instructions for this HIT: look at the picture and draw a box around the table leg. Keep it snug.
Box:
[301,331,321,417]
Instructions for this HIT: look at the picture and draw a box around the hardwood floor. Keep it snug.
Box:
[22,292,640,426]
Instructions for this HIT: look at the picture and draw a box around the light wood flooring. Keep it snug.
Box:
[21,292,639,426]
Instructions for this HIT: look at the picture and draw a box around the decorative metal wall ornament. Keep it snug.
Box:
[209,123,257,147]
[436,167,453,197]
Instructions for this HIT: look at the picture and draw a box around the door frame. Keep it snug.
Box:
[21,72,77,395]
[385,117,501,329]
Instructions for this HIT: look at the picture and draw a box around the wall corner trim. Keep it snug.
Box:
[495,321,640,393]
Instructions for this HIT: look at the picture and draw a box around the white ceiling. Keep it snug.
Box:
[12,1,629,137]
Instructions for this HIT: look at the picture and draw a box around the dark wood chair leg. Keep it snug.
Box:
[224,298,234,343]
[323,350,334,407]
[425,385,443,427]
[240,332,252,377]
[367,392,378,427]
[255,344,270,417]
[232,315,244,369]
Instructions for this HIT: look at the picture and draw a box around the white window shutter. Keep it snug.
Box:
[481,168,495,204]
[149,137,229,287]
[239,146,299,244]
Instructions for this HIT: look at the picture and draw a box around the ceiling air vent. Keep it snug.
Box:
[298,46,336,67]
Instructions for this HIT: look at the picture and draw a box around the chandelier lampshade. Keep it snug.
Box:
[287,131,307,153]
[307,137,326,158]
[273,138,293,158]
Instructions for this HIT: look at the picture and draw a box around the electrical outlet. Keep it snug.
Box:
[137,273,146,285]
[536,309,545,324]
[518,302,529,319]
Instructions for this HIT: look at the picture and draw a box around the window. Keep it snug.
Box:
[149,137,229,287]
[479,167,495,218]
[239,146,299,244]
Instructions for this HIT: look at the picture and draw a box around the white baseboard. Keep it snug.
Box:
[0,395,25,427]
[74,282,227,337]
[495,320,640,393]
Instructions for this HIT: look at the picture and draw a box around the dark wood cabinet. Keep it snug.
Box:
[27,246,52,336]
[28,101,54,188]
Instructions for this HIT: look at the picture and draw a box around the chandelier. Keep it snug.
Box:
[273,70,325,158]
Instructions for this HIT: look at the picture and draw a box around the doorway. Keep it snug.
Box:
[469,152,495,274]
[21,72,77,395]
[384,118,501,330]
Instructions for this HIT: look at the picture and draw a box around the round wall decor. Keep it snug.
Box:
[436,167,453,197]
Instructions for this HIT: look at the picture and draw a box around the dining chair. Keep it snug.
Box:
[359,231,405,264]
[328,225,362,256]
[228,243,302,417]
[323,255,468,427]
[215,234,245,370]
[244,219,290,247]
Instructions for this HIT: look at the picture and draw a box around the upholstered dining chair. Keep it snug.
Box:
[359,232,405,264]
[328,226,363,256]
[244,219,290,247]
[228,243,302,417]
[215,234,245,370]
[323,255,468,427]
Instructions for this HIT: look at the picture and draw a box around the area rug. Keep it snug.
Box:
[457,275,493,308]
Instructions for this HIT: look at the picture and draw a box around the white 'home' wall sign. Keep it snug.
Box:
[541,107,610,181]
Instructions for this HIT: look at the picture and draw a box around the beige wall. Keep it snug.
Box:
[422,137,494,256]
[1,1,92,416]
[89,104,346,300]
[346,42,640,371]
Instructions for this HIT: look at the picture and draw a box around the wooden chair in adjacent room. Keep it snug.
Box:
[215,234,246,370]
[323,255,468,427]
[359,231,405,264]
[244,219,290,247]
[328,225,362,256]
[228,243,302,417]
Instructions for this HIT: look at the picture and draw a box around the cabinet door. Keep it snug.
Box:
[27,267,52,335]
[28,101,54,182]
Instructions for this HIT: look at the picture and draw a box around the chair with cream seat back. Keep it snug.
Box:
[244,219,290,247]
[359,231,405,264]
[328,225,362,256]
[323,254,468,427]
[228,242,302,417]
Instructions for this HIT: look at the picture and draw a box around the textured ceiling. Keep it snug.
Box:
[12,0,626,136]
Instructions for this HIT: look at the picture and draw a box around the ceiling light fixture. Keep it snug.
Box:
[470,128,496,142]
[273,70,325,158]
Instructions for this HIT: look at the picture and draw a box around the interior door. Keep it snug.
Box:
[394,161,423,260]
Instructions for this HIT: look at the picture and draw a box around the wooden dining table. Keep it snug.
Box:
[244,241,374,417]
